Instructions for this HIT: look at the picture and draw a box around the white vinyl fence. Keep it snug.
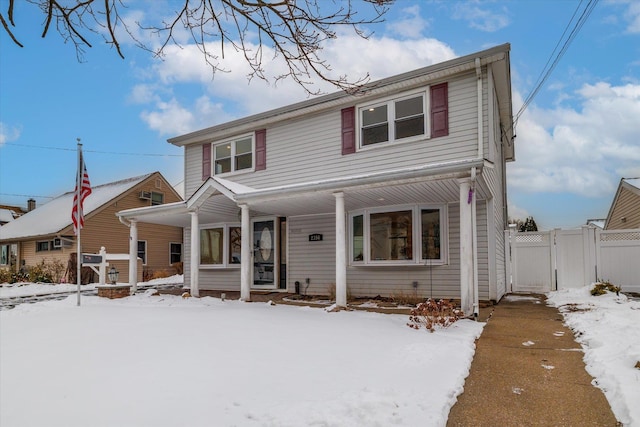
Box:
[506,227,640,294]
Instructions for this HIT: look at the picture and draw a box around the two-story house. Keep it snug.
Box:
[117,44,514,316]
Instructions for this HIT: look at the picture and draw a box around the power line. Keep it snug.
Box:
[0,193,54,199]
[2,142,183,157]
[514,0,599,128]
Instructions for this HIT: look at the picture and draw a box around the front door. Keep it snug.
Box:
[253,219,276,288]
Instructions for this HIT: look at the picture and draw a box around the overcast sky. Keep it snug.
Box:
[1,0,639,230]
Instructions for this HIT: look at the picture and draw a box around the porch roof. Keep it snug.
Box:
[117,158,491,227]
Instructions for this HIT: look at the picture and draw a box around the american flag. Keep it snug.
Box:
[71,154,92,235]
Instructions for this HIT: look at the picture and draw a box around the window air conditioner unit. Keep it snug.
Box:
[139,191,152,200]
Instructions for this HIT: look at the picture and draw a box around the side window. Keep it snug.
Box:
[170,243,182,264]
[137,241,147,265]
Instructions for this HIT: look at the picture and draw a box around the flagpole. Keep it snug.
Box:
[76,140,82,306]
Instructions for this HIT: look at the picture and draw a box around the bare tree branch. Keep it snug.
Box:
[4,0,394,94]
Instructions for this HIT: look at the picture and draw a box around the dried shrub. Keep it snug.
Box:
[391,290,426,307]
[591,281,621,296]
[407,299,464,332]
[151,269,172,280]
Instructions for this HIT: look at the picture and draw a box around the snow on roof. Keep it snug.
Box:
[213,176,256,195]
[0,173,153,240]
[0,209,17,224]
[623,178,640,190]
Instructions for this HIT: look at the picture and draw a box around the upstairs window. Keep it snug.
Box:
[214,135,253,175]
[151,192,164,206]
[360,92,426,147]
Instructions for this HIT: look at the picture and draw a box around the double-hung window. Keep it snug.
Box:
[200,224,242,267]
[360,92,426,147]
[350,204,447,265]
[170,243,182,264]
[137,241,147,265]
[214,135,253,175]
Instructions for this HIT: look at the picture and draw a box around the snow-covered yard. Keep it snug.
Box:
[547,287,640,427]
[1,279,639,426]
[0,283,483,427]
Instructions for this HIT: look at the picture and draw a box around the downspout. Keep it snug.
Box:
[473,57,482,319]
[476,58,484,159]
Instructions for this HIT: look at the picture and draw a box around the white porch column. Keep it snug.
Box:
[240,204,251,302]
[129,219,138,293]
[459,179,474,317]
[334,192,347,307]
[189,210,200,297]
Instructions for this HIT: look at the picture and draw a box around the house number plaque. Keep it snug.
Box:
[308,233,323,242]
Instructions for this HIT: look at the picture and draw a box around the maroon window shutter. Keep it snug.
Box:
[341,106,356,155]
[431,82,449,138]
[255,129,266,171]
[202,143,211,180]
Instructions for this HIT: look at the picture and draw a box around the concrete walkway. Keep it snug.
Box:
[447,294,620,427]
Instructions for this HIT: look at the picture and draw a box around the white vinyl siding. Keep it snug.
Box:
[183,73,480,197]
[284,203,490,301]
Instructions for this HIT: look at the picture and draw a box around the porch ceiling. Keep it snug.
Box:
[120,164,492,226]
[234,177,491,218]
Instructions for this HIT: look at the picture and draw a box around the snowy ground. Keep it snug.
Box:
[0,281,483,427]
[1,280,638,426]
[547,287,640,427]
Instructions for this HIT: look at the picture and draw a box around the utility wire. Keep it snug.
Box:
[0,193,54,199]
[2,142,183,157]
[514,0,599,129]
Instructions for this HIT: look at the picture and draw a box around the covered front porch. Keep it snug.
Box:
[117,158,492,316]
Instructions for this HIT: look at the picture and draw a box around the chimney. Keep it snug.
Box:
[27,198,36,212]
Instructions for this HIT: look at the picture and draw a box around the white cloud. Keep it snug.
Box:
[507,202,530,222]
[452,3,510,32]
[0,123,21,146]
[509,82,640,197]
[134,31,455,135]
[625,1,640,33]
[385,5,431,39]
[140,98,195,136]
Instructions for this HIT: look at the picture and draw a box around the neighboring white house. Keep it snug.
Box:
[117,44,515,316]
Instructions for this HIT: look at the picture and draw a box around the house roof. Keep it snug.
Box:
[0,208,18,224]
[168,43,513,154]
[625,178,640,191]
[603,177,640,229]
[0,173,154,241]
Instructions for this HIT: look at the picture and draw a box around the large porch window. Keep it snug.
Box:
[200,224,241,268]
[350,204,447,265]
